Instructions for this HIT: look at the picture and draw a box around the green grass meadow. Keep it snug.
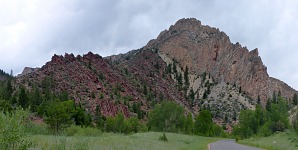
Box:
[238,130,298,150]
[29,132,222,150]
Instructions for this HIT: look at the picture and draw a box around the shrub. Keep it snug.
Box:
[77,127,102,137]
[257,122,272,137]
[139,123,148,132]
[65,125,102,136]
[26,122,49,135]
[44,100,75,134]
[65,125,80,136]
[148,101,185,132]
[159,133,168,142]
[0,108,34,149]
[194,110,213,136]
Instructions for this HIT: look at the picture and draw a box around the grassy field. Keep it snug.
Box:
[238,130,298,150]
[29,132,222,150]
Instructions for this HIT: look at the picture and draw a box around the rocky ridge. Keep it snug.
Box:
[146,18,297,105]
[16,50,189,119]
[17,67,40,77]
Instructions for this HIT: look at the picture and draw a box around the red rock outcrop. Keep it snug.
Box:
[146,18,297,102]
[16,50,189,118]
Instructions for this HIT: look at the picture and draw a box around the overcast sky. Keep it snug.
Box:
[0,0,298,90]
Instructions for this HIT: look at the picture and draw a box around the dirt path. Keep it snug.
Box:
[209,140,261,150]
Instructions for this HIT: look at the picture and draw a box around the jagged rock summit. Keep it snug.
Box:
[146,18,297,103]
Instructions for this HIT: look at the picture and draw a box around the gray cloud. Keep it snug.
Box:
[1,0,298,90]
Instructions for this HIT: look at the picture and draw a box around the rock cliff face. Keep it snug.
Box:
[146,18,297,103]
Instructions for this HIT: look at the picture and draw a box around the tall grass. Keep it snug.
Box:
[239,130,298,150]
[30,132,222,150]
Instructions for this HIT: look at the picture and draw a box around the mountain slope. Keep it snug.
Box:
[16,50,190,119]
[145,18,297,104]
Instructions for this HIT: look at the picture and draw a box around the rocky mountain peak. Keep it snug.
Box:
[169,18,202,31]
[146,18,297,103]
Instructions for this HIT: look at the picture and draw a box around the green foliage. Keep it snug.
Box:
[159,133,168,142]
[44,100,92,134]
[177,73,183,90]
[234,97,290,139]
[233,109,255,138]
[0,108,34,149]
[172,60,177,74]
[65,125,102,137]
[31,132,221,150]
[257,122,272,137]
[143,84,148,95]
[73,105,92,127]
[194,110,213,136]
[132,102,145,119]
[18,87,29,108]
[99,92,104,99]
[270,97,289,132]
[95,105,105,130]
[193,110,224,137]
[212,124,224,137]
[148,101,185,132]
[99,72,105,81]
[45,100,76,134]
[239,131,298,150]
[188,88,195,105]
[184,66,189,86]
[293,93,298,105]
[294,109,298,134]
[266,98,272,112]
[26,122,49,135]
[91,91,96,98]
[28,87,43,112]
[272,91,277,104]
[4,79,13,101]
[154,62,160,70]
[184,113,194,134]
[105,112,141,134]
[257,95,261,105]
[123,117,139,134]
[165,64,172,74]
[0,99,12,112]
[203,90,208,99]
[0,69,11,78]
[202,72,207,82]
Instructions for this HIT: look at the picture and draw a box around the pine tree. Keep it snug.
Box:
[177,73,183,90]
[272,91,277,104]
[184,65,189,86]
[257,95,261,105]
[172,60,177,74]
[18,87,28,108]
[189,88,195,105]
[143,84,148,95]
[293,93,298,105]
[4,79,13,100]
[266,98,271,112]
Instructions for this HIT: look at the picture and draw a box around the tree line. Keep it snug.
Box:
[233,94,298,139]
